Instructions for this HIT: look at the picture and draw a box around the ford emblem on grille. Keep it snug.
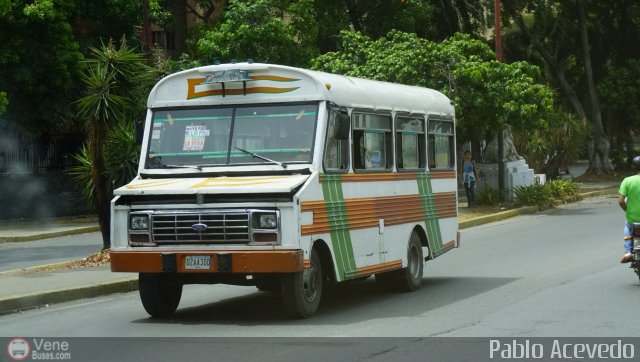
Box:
[191,223,208,232]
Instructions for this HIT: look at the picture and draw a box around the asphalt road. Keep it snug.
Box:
[0,195,636,341]
[0,232,102,272]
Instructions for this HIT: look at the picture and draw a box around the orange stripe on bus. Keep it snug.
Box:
[110,250,304,273]
[319,171,456,183]
[300,192,457,235]
[353,260,403,277]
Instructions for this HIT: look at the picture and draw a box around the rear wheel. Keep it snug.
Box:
[139,273,182,318]
[281,250,323,318]
[376,231,424,292]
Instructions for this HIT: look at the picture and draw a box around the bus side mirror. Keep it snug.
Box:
[336,113,350,140]
[135,119,144,145]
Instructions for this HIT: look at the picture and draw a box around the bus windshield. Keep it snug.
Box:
[146,103,318,168]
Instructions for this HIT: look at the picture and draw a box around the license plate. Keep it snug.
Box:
[184,255,211,270]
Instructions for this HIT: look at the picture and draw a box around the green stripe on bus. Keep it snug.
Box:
[321,174,357,280]
[417,172,443,256]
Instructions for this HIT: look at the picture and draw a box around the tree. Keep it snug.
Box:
[502,0,640,174]
[70,0,142,47]
[311,30,554,150]
[75,40,156,249]
[71,120,141,225]
[196,0,319,67]
[0,0,84,135]
[598,59,640,168]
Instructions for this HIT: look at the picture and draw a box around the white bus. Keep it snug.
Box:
[110,62,459,318]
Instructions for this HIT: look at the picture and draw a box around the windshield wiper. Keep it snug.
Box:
[234,146,287,169]
[159,164,199,170]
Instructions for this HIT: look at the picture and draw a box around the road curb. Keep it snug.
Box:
[0,260,81,277]
[579,187,618,198]
[0,277,138,315]
[0,225,100,243]
[459,206,538,229]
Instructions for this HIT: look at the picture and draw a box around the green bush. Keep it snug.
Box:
[546,179,579,199]
[476,186,501,206]
[513,183,556,209]
[513,180,580,209]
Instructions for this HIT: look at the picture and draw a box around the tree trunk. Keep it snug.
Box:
[577,0,613,175]
[505,1,613,175]
[89,121,110,249]
[504,2,586,119]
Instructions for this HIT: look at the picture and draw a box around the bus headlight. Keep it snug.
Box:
[251,210,279,243]
[259,214,278,229]
[130,215,150,230]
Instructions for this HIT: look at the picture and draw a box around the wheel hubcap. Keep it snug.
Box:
[303,262,319,303]
[409,244,420,279]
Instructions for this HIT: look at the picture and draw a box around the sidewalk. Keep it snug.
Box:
[0,181,620,315]
[0,217,100,243]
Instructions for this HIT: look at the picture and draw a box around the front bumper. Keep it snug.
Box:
[110,249,304,273]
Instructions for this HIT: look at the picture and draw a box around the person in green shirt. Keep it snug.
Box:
[618,156,640,263]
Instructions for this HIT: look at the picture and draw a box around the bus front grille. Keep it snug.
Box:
[152,212,250,243]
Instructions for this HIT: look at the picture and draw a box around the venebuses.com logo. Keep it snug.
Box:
[6,338,30,361]
[5,337,71,361]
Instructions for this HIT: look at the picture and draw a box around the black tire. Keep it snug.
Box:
[375,232,424,292]
[281,250,323,318]
[139,273,183,318]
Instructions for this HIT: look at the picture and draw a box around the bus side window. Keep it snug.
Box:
[323,110,349,172]
[352,112,392,171]
[396,116,425,170]
[427,118,455,169]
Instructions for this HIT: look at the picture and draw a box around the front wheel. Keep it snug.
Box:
[139,273,183,318]
[281,250,323,318]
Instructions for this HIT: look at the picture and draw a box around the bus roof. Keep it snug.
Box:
[148,63,454,117]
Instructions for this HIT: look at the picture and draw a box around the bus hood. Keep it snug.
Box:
[114,175,310,196]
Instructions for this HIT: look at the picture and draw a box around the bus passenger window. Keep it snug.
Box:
[352,112,392,171]
[396,117,425,170]
[323,110,349,171]
[427,119,455,169]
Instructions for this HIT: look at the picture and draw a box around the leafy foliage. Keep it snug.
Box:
[75,39,157,248]
[70,121,140,210]
[197,0,319,67]
[311,30,554,145]
[513,183,556,210]
[0,92,7,116]
[153,49,202,76]
[513,111,588,177]
[514,180,580,209]
[0,0,84,135]
[545,179,579,199]
[476,186,501,206]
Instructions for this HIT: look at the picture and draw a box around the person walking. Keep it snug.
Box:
[461,150,477,208]
[618,155,640,263]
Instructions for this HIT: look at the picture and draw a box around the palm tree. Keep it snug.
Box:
[75,39,156,249]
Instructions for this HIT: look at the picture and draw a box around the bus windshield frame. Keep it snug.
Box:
[145,102,319,169]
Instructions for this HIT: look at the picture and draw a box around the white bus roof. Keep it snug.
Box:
[148,63,454,117]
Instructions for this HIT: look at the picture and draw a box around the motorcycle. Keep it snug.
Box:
[630,223,640,282]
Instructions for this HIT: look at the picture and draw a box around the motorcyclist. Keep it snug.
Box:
[618,155,640,263]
